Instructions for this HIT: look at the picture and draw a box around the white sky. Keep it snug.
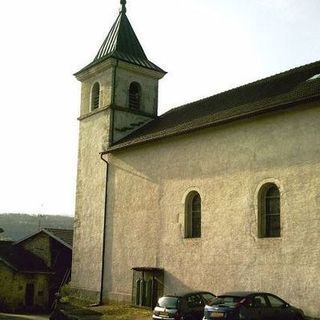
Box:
[0,0,319,216]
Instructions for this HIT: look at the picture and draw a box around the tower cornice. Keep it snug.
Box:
[74,59,117,81]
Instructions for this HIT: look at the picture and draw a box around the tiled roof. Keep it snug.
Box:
[75,6,165,75]
[0,241,51,273]
[44,228,73,248]
[15,228,74,249]
[107,60,320,152]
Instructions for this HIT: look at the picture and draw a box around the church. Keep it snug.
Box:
[70,1,320,318]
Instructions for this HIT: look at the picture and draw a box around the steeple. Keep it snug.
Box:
[75,0,166,146]
[72,3,166,303]
[76,0,165,75]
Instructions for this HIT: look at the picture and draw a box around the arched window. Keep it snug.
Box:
[91,82,100,110]
[185,192,201,238]
[258,184,280,238]
[129,82,141,110]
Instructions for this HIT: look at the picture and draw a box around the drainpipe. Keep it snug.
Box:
[99,59,118,304]
[99,153,109,305]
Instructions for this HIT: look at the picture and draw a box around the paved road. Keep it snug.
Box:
[0,313,49,320]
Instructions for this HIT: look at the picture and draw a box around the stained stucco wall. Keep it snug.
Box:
[79,66,113,116]
[0,262,48,311]
[114,65,159,114]
[102,101,320,317]
[71,62,163,301]
[112,64,161,143]
[71,68,113,302]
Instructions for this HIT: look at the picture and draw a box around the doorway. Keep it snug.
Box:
[132,267,164,309]
[25,283,35,306]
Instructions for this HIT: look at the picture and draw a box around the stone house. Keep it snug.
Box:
[0,228,73,311]
[70,0,320,318]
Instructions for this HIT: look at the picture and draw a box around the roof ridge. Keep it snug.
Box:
[108,59,320,152]
[44,227,73,231]
[164,60,320,116]
[94,12,122,61]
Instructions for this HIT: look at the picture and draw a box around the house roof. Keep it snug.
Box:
[106,60,320,153]
[14,228,73,250]
[0,240,52,273]
[44,228,73,248]
[75,1,165,75]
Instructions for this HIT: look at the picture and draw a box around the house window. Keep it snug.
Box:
[185,192,201,238]
[258,184,280,238]
[91,82,100,110]
[129,82,141,110]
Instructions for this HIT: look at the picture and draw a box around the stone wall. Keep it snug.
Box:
[0,262,49,311]
[21,233,51,267]
[102,101,320,318]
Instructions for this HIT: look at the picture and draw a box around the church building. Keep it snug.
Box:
[71,1,320,318]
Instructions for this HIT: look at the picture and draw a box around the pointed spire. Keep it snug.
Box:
[75,0,166,75]
[120,0,126,13]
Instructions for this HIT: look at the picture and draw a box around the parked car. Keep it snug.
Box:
[152,291,216,320]
[203,291,305,320]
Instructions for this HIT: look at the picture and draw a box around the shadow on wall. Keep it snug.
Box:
[163,271,194,295]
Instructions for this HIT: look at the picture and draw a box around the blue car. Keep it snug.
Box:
[203,292,304,320]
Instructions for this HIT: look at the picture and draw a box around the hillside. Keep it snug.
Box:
[0,213,74,241]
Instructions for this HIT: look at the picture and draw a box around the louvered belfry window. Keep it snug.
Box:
[129,82,141,110]
[91,82,100,110]
[259,184,280,238]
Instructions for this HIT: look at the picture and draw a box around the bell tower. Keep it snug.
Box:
[71,0,166,303]
[74,0,166,147]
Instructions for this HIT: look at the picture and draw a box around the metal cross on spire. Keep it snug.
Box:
[120,0,127,13]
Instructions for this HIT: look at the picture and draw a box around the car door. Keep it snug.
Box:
[265,294,294,320]
[185,294,205,320]
[241,294,271,320]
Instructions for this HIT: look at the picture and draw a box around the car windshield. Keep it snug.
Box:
[157,297,179,309]
[209,296,242,307]
[202,293,216,304]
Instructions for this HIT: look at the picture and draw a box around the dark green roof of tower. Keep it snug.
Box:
[76,2,165,75]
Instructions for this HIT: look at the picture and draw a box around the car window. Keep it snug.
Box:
[202,293,216,304]
[186,294,203,308]
[267,295,286,308]
[251,295,268,308]
[209,296,242,307]
[157,296,178,309]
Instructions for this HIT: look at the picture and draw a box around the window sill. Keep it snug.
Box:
[183,237,202,241]
[78,105,109,120]
[258,236,282,240]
